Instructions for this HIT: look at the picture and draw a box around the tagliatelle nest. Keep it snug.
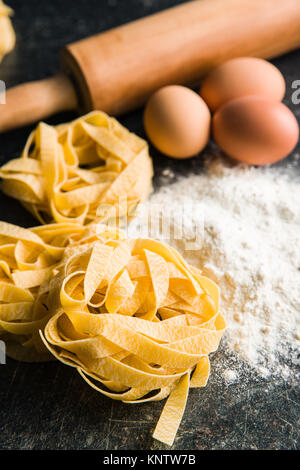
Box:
[0,111,153,225]
[41,236,226,446]
[0,220,125,361]
[0,1,15,63]
[0,219,225,445]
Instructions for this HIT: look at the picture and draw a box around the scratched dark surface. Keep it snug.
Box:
[0,0,299,450]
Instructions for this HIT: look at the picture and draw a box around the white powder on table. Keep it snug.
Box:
[223,369,238,384]
[128,154,300,381]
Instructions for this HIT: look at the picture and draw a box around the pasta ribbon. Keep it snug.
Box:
[0,1,15,63]
[0,111,153,225]
[40,236,226,446]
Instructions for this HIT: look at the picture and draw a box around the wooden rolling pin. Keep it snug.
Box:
[1,0,300,133]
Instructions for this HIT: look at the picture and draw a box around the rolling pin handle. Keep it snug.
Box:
[0,73,77,133]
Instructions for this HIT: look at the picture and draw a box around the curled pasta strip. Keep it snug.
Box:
[0,1,15,63]
[0,111,153,225]
[41,237,226,446]
[0,220,125,361]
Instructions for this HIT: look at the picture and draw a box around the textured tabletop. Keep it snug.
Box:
[0,0,299,450]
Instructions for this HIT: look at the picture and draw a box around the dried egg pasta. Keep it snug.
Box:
[0,112,224,446]
[0,111,153,225]
[0,220,125,361]
[40,237,225,446]
[0,1,15,64]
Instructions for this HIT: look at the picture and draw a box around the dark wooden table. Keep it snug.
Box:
[0,0,299,450]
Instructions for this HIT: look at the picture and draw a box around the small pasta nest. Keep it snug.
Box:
[0,220,124,361]
[41,236,225,446]
[0,1,15,63]
[0,111,153,225]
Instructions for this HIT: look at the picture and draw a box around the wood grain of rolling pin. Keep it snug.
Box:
[1,0,300,133]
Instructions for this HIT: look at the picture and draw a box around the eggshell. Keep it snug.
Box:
[200,57,286,111]
[144,85,211,159]
[212,96,299,165]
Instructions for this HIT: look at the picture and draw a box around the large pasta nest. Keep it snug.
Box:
[0,220,225,445]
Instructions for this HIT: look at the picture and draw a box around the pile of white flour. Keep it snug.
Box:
[128,154,300,381]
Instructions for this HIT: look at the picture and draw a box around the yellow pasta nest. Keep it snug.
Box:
[0,220,124,361]
[0,219,225,445]
[40,236,225,446]
[0,1,15,63]
[0,111,153,225]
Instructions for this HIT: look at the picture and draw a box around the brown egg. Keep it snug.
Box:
[212,96,299,165]
[200,57,285,111]
[144,85,211,159]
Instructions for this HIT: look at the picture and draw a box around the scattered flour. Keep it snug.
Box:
[128,155,300,381]
[223,369,238,384]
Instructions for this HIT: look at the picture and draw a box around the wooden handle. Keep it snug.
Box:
[1,0,300,132]
[0,74,77,133]
[62,0,300,115]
